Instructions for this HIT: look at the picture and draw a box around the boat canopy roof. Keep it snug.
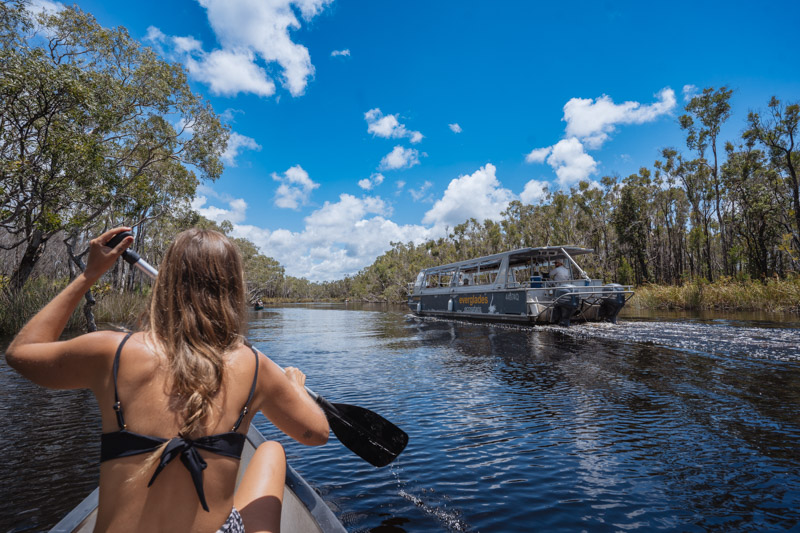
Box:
[420,246,593,274]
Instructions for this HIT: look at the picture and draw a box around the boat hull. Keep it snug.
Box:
[48,425,345,533]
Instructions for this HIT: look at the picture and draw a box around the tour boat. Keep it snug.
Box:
[408,246,634,326]
[48,425,346,533]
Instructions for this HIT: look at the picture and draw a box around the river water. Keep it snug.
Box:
[1,305,799,532]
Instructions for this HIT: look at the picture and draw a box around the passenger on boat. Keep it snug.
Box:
[5,227,330,533]
[549,260,570,282]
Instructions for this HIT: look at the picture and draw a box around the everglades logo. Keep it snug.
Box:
[459,295,488,306]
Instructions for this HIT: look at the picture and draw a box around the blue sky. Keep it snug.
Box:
[32,0,800,281]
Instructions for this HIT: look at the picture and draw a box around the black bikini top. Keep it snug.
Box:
[100,332,259,512]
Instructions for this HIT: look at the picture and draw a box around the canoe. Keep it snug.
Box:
[48,425,347,533]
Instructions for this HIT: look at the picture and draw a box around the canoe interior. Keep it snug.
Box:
[48,425,345,533]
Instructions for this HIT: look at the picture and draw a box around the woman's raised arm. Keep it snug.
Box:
[5,227,134,389]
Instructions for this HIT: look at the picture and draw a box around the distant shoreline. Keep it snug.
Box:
[2,277,797,337]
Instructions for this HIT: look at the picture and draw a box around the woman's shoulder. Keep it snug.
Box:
[61,328,134,360]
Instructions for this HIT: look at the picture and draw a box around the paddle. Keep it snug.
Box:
[105,231,408,467]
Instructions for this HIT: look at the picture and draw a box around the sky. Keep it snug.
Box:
[30,0,800,281]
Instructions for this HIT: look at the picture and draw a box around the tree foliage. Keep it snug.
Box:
[0,2,227,290]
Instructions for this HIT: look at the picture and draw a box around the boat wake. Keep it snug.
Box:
[565,320,800,362]
[408,314,800,362]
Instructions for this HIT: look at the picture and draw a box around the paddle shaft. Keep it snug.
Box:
[104,231,408,467]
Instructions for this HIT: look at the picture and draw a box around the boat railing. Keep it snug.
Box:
[542,286,635,306]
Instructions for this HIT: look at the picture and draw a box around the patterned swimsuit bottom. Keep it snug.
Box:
[217,507,245,533]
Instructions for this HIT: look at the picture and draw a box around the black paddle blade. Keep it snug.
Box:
[316,396,408,467]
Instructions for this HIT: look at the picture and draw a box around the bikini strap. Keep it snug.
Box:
[232,345,260,432]
[112,332,134,430]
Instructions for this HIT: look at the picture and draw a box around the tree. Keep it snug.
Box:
[653,150,690,283]
[722,142,785,277]
[613,169,652,284]
[679,87,733,275]
[572,178,618,279]
[745,97,800,267]
[0,4,227,290]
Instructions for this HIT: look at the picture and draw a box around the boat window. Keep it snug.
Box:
[439,270,455,287]
[507,264,533,287]
[470,260,500,286]
[425,269,457,288]
[424,273,438,288]
[414,272,425,291]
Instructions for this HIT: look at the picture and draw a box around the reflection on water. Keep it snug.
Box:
[2,304,799,532]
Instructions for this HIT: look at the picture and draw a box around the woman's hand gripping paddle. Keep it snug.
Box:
[105,231,409,467]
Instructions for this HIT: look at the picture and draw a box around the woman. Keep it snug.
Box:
[6,227,330,533]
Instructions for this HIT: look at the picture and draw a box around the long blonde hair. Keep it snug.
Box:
[145,228,246,439]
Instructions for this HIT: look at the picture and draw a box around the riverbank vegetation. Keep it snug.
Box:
[2,2,798,336]
[630,277,800,313]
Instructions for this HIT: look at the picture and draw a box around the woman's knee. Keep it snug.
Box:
[255,441,286,465]
[248,441,286,481]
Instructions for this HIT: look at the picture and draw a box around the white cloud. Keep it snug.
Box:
[365,109,423,144]
[232,194,433,280]
[422,164,514,230]
[682,84,698,102]
[380,146,420,170]
[409,181,433,202]
[358,173,385,190]
[547,138,598,187]
[525,146,552,163]
[520,180,549,204]
[526,88,676,187]
[563,87,676,149]
[191,195,248,224]
[331,49,350,57]
[449,123,462,133]
[222,132,262,166]
[146,0,333,98]
[145,27,276,97]
[189,49,277,97]
[172,35,204,54]
[272,165,319,209]
[220,108,245,123]
[145,26,166,43]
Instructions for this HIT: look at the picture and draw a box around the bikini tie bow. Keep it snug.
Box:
[147,436,210,511]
